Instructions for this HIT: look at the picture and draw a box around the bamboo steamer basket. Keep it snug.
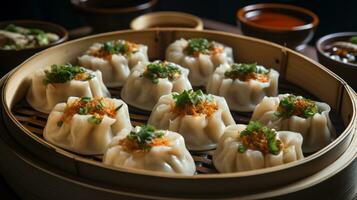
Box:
[0,29,356,199]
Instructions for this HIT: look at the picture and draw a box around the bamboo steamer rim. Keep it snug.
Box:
[0,100,355,199]
[1,28,356,179]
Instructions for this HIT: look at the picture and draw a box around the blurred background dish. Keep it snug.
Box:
[316,32,357,89]
[237,3,319,51]
[0,20,68,76]
[71,0,157,33]
[130,11,203,30]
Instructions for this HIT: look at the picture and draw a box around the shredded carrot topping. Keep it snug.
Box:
[293,99,311,115]
[171,100,218,117]
[170,90,218,117]
[238,121,283,155]
[243,72,269,82]
[118,125,170,152]
[191,46,223,57]
[151,137,170,147]
[57,97,119,126]
[241,131,270,154]
[224,63,270,83]
[185,38,225,57]
[90,50,113,60]
[74,72,93,81]
[89,40,139,60]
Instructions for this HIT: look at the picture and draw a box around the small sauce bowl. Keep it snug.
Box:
[130,11,203,30]
[316,32,357,89]
[71,0,158,33]
[237,3,319,51]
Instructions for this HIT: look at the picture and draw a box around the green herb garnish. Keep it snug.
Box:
[103,40,130,55]
[42,64,93,85]
[80,97,92,103]
[237,145,247,153]
[274,95,319,119]
[172,89,211,108]
[185,38,210,56]
[224,63,268,80]
[350,36,357,44]
[87,116,102,125]
[36,32,49,46]
[239,121,282,155]
[141,61,181,84]
[127,124,165,151]
[171,90,217,116]
[79,107,89,115]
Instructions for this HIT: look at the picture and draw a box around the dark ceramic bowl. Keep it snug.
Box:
[0,20,68,76]
[71,0,157,33]
[316,32,357,90]
[237,3,319,51]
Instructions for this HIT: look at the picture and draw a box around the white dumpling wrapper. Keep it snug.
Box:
[78,42,148,87]
[148,94,235,150]
[26,68,110,114]
[213,124,304,173]
[251,94,336,153]
[206,63,279,112]
[103,128,196,175]
[43,97,132,155]
[166,38,233,86]
[121,61,192,111]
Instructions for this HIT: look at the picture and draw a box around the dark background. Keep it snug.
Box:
[0,0,356,42]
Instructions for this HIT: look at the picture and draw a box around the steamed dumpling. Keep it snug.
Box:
[251,94,335,153]
[213,121,304,173]
[78,40,148,87]
[103,124,196,175]
[148,89,235,150]
[26,64,110,114]
[206,63,279,112]
[166,38,233,86]
[44,96,132,155]
[121,60,192,111]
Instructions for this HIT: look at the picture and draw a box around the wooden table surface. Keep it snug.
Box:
[0,19,355,200]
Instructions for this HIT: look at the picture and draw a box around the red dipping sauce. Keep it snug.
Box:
[248,12,306,29]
